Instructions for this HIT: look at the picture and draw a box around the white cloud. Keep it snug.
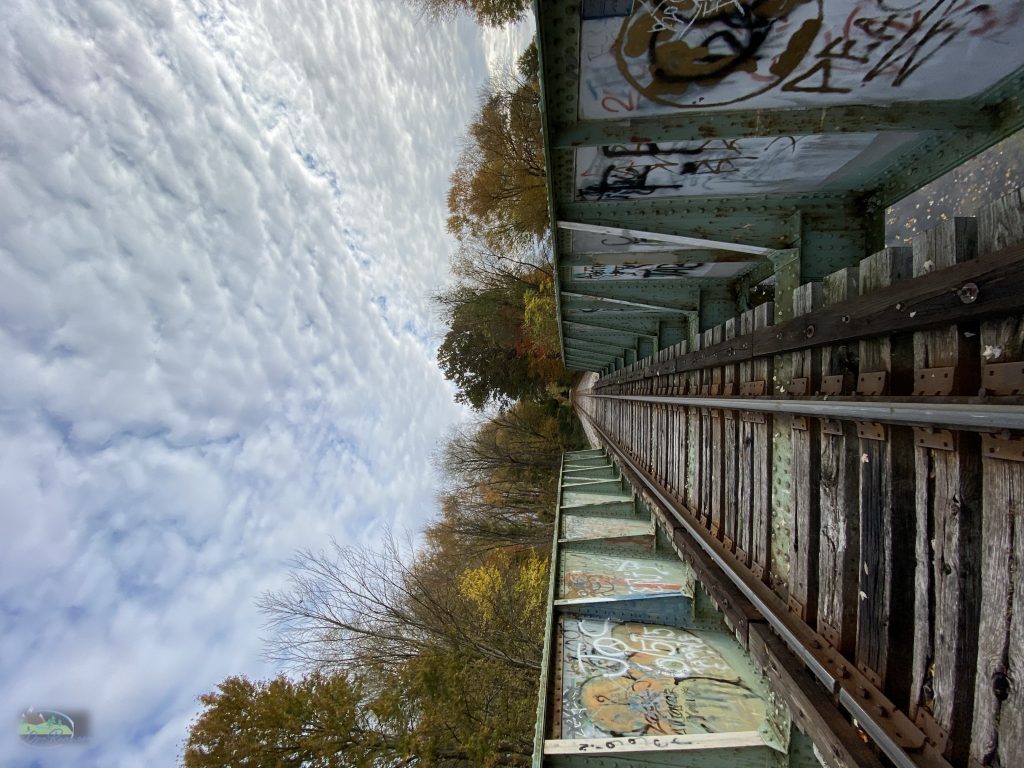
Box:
[482,16,535,80]
[0,0,491,764]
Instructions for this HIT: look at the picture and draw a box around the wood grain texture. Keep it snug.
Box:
[970,454,1024,768]
[821,268,859,394]
[751,302,774,584]
[910,218,983,763]
[710,325,725,538]
[856,248,916,707]
[818,269,860,655]
[971,191,1024,768]
[789,283,823,623]
[723,318,739,551]
[736,309,756,565]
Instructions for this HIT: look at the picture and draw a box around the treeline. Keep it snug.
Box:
[183,404,580,766]
[182,21,580,768]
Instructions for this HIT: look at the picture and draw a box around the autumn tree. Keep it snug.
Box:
[403,0,531,28]
[258,533,544,673]
[448,46,547,252]
[182,674,384,768]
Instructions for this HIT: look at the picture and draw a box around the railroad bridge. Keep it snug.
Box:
[530,2,1024,767]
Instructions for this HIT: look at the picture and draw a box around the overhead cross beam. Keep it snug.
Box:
[561,291,694,313]
[551,100,992,147]
[557,221,772,256]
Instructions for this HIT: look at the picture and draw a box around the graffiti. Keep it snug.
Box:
[558,619,766,738]
[561,552,691,599]
[576,134,878,199]
[571,231,685,254]
[562,515,651,540]
[579,0,1024,117]
[571,261,751,279]
[576,263,704,278]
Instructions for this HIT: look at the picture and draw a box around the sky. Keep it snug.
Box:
[0,1,533,765]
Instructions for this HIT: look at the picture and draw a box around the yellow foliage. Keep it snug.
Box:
[458,549,549,627]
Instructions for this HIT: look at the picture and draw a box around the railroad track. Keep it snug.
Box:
[572,192,1024,768]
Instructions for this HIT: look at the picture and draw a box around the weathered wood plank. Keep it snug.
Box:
[970,450,1024,768]
[723,317,739,552]
[910,217,982,764]
[818,268,860,656]
[700,328,715,528]
[736,309,756,566]
[686,332,701,513]
[971,190,1024,768]
[751,302,774,585]
[856,247,916,709]
[710,324,725,539]
[978,187,1024,256]
[789,282,823,624]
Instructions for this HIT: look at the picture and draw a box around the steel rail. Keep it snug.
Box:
[577,406,928,768]
[587,392,1024,432]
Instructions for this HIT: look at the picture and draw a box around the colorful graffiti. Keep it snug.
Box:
[561,552,693,599]
[574,135,879,199]
[571,261,751,279]
[562,515,651,540]
[558,618,766,738]
[579,1,1024,118]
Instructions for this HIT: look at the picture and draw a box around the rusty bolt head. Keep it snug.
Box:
[858,687,869,698]
[875,705,888,717]
[959,282,980,304]
[805,324,815,339]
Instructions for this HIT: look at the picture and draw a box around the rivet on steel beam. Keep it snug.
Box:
[958,282,980,304]
[875,705,888,718]
[805,324,815,339]
[841,314,850,323]
[858,687,869,698]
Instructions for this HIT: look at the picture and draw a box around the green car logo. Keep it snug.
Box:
[19,710,75,744]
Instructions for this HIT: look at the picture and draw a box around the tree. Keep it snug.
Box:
[403,0,531,27]
[182,674,384,768]
[447,66,547,252]
[435,280,538,409]
[258,534,543,674]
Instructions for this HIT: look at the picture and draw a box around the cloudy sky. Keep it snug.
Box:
[0,0,532,764]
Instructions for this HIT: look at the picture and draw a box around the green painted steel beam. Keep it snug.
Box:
[565,355,616,369]
[551,100,992,147]
[560,323,645,347]
[862,70,1024,209]
[563,315,660,336]
[561,289,696,314]
[557,195,849,248]
[561,249,756,266]
[557,220,773,255]
[564,346,619,361]
[565,346,616,362]
[564,337,632,355]
[561,278,700,307]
